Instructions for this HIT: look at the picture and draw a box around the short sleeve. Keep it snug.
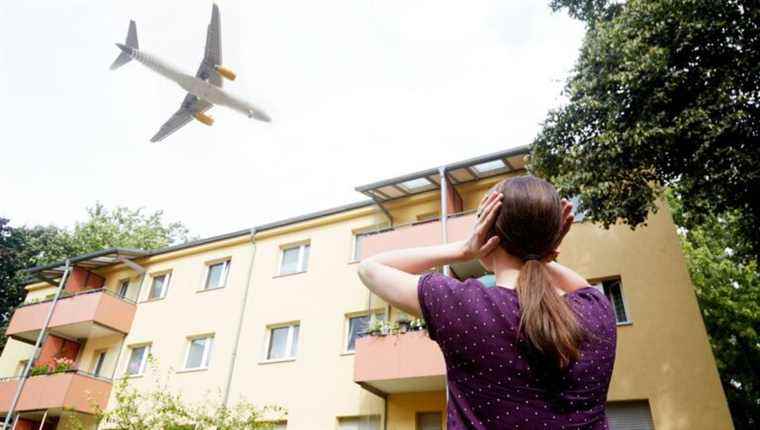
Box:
[417,272,463,342]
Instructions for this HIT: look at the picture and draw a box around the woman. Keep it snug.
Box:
[358,176,616,429]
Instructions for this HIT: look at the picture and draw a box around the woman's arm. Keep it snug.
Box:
[357,191,504,316]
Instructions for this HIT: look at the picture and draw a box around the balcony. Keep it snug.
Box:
[0,371,111,415]
[354,331,446,395]
[360,213,486,278]
[7,289,136,344]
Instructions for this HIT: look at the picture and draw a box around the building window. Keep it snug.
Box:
[117,279,130,299]
[417,412,443,430]
[204,260,230,290]
[606,400,654,430]
[345,313,384,352]
[15,360,28,377]
[266,323,300,361]
[147,273,170,300]
[352,233,367,262]
[184,335,214,369]
[569,195,587,222]
[125,344,150,376]
[592,278,630,324]
[279,244,310,275]
[338,416,381,430]
[92,350,108,377]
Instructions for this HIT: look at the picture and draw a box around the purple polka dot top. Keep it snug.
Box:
[418,272,617,429]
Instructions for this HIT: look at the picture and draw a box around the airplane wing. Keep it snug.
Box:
[195,4,222,87]
[150,93,212,143]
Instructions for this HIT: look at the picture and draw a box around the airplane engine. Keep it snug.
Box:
[215,65,236,81]
[194,112,214,126]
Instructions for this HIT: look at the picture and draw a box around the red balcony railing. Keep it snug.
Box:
[0,370,112,414]
[354,331,446,395]
[7,288,136,343]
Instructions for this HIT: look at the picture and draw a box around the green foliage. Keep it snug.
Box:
[532,0,760,261]
[64,365,285,430]
[29,364,50,377]
[667,192,760,429]
[69,202,191,252]
[0,204,191,349]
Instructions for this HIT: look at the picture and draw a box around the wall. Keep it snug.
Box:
[387,391,446,430]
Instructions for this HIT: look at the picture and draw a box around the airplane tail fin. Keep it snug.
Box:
[110,20,138,70]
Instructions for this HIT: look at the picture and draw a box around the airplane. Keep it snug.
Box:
[110,4,270,143]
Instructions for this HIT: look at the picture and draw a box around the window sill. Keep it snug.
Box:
[273,271,307,279]
[347,260,359,265]
[140,297,166,304]
[121,374,144,379]
[616,321,633,327]
[176,367,209,374]
[258,357,296,365]
[340,350,356,356]
[196,287,226,294]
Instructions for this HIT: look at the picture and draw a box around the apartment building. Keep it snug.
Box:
[0,146,733,429]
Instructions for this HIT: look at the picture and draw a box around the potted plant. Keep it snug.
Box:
[410,318,427,331]
[367,318,384,336]
[30,364,50,376]
[53,357,75,373]
[397,314,412,334]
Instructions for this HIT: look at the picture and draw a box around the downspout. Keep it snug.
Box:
[222,228,257,407]
[3,261,72,430]
[439,167,450,276]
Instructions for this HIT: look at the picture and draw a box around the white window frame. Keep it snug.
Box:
[124,344,151,376]
[117,279,130,299]
[344,312,385,353]
[203,259,231,290]
[591,278,632,325]
[183,334,214,370]
[263,323,300,362]
[350,225,390,262]
[146,271,171,301]
[92,349,108,377]
[278,243,310,275]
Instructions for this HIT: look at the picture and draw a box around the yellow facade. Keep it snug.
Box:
[0,150,733,430]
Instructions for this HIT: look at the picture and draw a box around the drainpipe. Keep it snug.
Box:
[3,261,72,430]
[222,228,257,407]
[439,167,450,276]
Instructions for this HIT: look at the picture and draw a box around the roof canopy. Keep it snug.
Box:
[355,145,528,203]
[25,248,148,286]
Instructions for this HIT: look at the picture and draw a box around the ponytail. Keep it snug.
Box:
[517,260,584,369]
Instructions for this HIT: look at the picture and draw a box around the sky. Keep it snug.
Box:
[0,0,584,239]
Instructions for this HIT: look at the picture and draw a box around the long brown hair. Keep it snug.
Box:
[492,176,584,368]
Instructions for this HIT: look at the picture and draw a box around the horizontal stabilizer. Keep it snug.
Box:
[110,20,138,70]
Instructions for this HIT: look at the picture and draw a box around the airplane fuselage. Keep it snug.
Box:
[120,46,269,121]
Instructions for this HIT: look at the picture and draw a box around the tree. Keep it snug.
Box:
[531,0,760,262]
[0,204,191,348]
[64,363,285,430]
[668,191,760,429]
[69,202,191,253]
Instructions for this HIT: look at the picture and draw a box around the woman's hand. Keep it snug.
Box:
[460,190,503,261]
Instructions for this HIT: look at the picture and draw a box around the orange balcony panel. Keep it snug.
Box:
[360,214,476,260]
[0,372,111,414]
[7,291,136,343]
[354,331,446,394]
